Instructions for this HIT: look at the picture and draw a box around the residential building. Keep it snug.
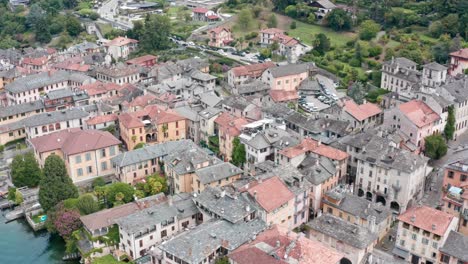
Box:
[192,7,219,22]
[21,56,49,72]
[443,159,468,191]
[157,219,266,264]
[104,36,138,60]
[353,133,430,213]
[229,225,345,264]
[29,129,120,184]
[227,62,275,87]
[384,99,440,152]
[393,206,459,264]
[214,112,249,161]
[437,77,468,140]
[309,0,337,19]
[95,65,140,85]
[342,99,383,131]
[0,100,44,126]
[163,142,242,194]
[259,28,285,45]
[198,107,223,143]
[438,231,468,264]
[79,194,166,258]
[85,114,118,130]
[78,81,123,103]
[381,57,420,93]
[126,54,158,67]
[307,214,378,264]
[111,140,189,184]
[247,176,295,228]
[448,48,468,76]
[285,113,351,143]
[322,189,393,241]
[208,27,233,47]
[42,88,89,112]
[262,63,310,92]
[115,193,202,260]
[24,108,89,139]
[5,70,94,105]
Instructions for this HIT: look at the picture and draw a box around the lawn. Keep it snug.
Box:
[97,23,113,36]
[288,21,356,47]
[92,255,128,264]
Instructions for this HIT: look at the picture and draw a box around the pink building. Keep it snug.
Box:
[448,48,468,76]
[384,100,440,152]
[208,27,232,48]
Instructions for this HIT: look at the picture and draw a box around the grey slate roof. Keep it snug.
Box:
[198,107,223,119]
[24,108,88,127]
[441,77,468,103]
[5,71,93,93]
[45,88,74,100]
[298,78,321,91]
[111,140,190,167]
[423,62,447,71]
[237,80,270,95]
[159,219,266,264]
[383,57,417,68]
[268,63,310,78]
[439,231,468,262]
[222,95,250,111]
[242,128,292,150]
[193,187,257,223]
[174,106,200,121]
[115,193,199,235]
[0,100,44,119]
[190,70,216,81]
[298,156,337,185]
[164,144,219,175]
[199,92,222,107]
[256,162,312,195]
[195,162,242,185]
[313,0,336,9]
[324,193,391,225]
[308,214,378,249]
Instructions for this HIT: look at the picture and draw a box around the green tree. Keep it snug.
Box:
[359,20,380,40]
[66,16,83,37]
[347,82,367,104]
[285,5,297,18]
[26,4,45,29]
[290,21,297,29]
[231,137,246,167]
[106,182,134,207]
[267,14,278,28]
[140,14,172,52]
[237,9,253,30]
[35,17,52,43]
[7,187,16,202]
[424,134,447,160]
[326,9,352,31]
[76,194,100,215]
[92,177,106,188]
[432,42,450,63]
[133,142,145,150]
[11,152,42,188]
[444,105,456,140]
[39,155,79,212]
[313,33,331,54]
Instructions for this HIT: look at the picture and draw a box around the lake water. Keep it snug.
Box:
[0,211,79,264]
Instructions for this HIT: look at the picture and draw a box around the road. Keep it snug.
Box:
[96,0,134,29]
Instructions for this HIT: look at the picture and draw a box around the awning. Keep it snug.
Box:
[392,247,410,259]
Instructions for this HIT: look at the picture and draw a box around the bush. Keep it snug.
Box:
[424,134,447,160]
[349,58,361,67]
[290,21,297,29]
[0,144,4,152]
[368,45,382,57]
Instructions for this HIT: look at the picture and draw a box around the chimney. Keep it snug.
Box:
[276,240,281,248]
[431,224,436,231]
[253,190,257,200]
[368,215,376,233]
[220,189,226,198]
[410,215,416,223]
[317,140,321,146]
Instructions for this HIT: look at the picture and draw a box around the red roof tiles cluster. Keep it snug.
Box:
[78,81,122,96]
[214,112,249,137]
[247,176,294,212]
[126,54,158,66]
[397,206,455,236]
[279,138,348,161]
[399,100,440,128]
[104,36,138,47]
[343,99,382,121]
[86,114,118,126]
[269,90,299,102]
[30,129,121,155]
[450,48,468,59]
[22,56,48,66]
[231,62,276,78]
[192,7,209,13]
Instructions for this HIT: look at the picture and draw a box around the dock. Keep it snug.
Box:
[0,200,14,210]
[62,252,81,261]
[5,208,24,222]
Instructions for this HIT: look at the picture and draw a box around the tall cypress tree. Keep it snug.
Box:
[444,105,455,140]
[39,155,78,212]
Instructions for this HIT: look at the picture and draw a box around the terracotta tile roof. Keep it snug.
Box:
[278,138,348,160]
[278,138,318,158]
[247,176,294,212]
[22,56,48,66]
[54,62,90,72]
[126,55,158,66]
[29,128,81,153]
[231,225,343,264]
[144,105,186,125]
[214,112,249,137]
[343,99,382,121]
[155,93,177,103]
[86,114,118,125]
[30,129,120,155]
[270,90,299,102]
[119,113,144,128]
[399,100,440,128]
[207,15,219,20]
[192,7,209,13]
[260,28,285,35]
[126,94,157,108]
[397,206,455,236]
[450,48,468,59]
[78,81,122,96]
[231,62,276,77]
[273,34,299,47]
[209,26,230,34]
[104,36,138,47]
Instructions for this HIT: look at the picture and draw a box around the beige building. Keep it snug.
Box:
[393,206,459,264]
[104,36,138,60]
[29,129,121,184]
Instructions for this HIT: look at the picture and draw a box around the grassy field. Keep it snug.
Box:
[97,23,113,36]
[288,21,356,47]
[92,255,129,264]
